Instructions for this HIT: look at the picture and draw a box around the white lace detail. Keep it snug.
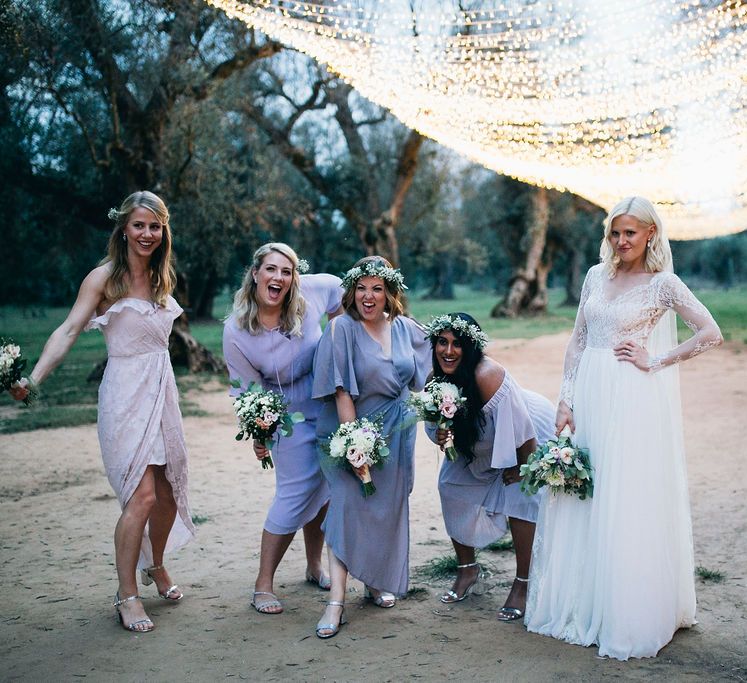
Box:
[559,265,722,402]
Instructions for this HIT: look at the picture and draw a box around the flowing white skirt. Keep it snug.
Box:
[525,347,696,660]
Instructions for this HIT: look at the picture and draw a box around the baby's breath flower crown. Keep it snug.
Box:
[341,262,408,292]
[425,314,489,351]
[107,207,120,222]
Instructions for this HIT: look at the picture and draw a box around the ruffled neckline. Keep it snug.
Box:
[481,369,514,413]
[85,295,182,331]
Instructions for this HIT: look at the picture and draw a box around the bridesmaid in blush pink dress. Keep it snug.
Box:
[12,191,194,633]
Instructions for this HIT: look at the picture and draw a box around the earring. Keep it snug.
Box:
[123,234,127,242]
[646,239,651,248]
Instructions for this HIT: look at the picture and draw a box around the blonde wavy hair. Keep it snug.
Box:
[102,191,175,306]
[600,196,673,277]
[232,243,307,336]
[341,255,405,320]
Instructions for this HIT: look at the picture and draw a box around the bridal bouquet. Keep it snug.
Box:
[520,429,593,500]
[1,339,36,405]
[326,417,389,497]
[232,382,305,469]
[407,379,466,461]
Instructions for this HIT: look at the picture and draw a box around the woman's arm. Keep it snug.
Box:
[334,387,356,424]
[11,266,107,399]
[556,268,594,433]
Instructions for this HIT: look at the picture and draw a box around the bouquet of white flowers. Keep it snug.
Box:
[1,339,36,405]
[407,379,467,461]
[520,428,593,500]
[232,382,305,469]
[326,417,390,497]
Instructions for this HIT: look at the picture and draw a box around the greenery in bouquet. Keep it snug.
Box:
[407,379,466,461]
[325,417,389,497]
[0,339,37,405]
[232,381,305,469]
[520,430,594,500]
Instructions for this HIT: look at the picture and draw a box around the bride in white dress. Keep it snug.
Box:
[524,197,723,660]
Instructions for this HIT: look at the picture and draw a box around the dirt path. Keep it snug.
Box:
[1,334,745,682]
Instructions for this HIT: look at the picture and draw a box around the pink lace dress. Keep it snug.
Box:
[86,296,195,569]
[525,264,722,660]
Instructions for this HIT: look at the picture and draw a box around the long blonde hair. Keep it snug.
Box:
[231,243,307,336]
[102,191,175,305]
[600,196,672,277]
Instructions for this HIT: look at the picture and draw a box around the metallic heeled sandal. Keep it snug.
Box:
[113,593,154,633]
[305,570,332,591]
[440,561,482,604]
[496,576,528,622]
[316,600,347,639]
[141,564,183,601]
[364,586,396,608]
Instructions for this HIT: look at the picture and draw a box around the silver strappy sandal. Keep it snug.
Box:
[316,600,347,639]
[440,561,482,604]
[141,565,183,601]
[113,593,154,633]
[497,576,528,621]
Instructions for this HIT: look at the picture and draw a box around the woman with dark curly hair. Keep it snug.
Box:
[424,313,554,621]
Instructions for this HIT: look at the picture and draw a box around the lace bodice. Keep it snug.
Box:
[559,264,722,406]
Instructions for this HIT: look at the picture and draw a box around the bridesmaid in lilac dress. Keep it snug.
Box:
[311,256,430,638]
[423,313,554,621]
[223,243,343,615]
[12,191,194,633]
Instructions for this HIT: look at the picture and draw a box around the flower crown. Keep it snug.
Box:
[341,261,408,292]
[107,208,119,221]
[424,314,489,350]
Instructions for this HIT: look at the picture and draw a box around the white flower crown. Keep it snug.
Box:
[297,258,310,274]
[424,314,489,350]
[107,208,119,221]
[341,262,408,292]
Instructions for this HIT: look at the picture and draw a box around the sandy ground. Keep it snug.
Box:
[1,333,746,682]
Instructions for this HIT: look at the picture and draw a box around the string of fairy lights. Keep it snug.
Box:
[205,0,747,238]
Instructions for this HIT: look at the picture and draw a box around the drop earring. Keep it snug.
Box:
[123,233,127,242]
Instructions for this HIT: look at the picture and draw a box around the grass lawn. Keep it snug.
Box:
[2,285,744,433]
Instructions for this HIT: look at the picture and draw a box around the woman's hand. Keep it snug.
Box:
[555,400,575,436]
[252,440,270,461]
[502,465,521,486]
[9,378,30,402]
[613,340,650,371]
[435,427,451,450]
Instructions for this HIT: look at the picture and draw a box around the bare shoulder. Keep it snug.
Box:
[84,263,112,291]
[475,357,505,403]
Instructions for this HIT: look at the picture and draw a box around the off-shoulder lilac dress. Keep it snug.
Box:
[223,274,343,535]
[426,374,555,548]
[86,296,195,569]
[312,313,431,596]
[526,265,723,660]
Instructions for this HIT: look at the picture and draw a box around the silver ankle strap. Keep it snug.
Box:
[515,576,529,583]
[457,562,478,569]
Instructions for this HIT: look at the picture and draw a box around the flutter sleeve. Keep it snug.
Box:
[311,315,359,400]
[222,318,263,397]
[648,273,723,372]
[486,376,538,470]
[558,265,595,408]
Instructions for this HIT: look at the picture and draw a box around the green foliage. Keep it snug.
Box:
[483,535,515,552]
[695,566,725,583]
[413,554,462,580]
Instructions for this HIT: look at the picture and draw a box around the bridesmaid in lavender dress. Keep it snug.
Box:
[12,191,194,633]
[311,256,430,639]
[223,243,343,615]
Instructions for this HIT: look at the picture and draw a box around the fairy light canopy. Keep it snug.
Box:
[206,0,747,239]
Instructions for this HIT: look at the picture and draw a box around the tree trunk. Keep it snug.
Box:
[492,187,550,317]
[426,253,455,299]
[563,247,583,306]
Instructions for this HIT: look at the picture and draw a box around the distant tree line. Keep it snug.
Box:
[1,1,743,331]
